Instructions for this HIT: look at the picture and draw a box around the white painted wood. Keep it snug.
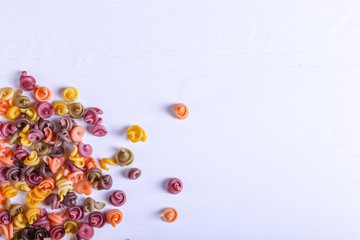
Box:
[1,0,360,239]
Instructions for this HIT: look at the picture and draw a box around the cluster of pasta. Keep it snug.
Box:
[0,72,129,240]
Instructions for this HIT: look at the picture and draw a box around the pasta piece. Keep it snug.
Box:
[56,179,73,201]
[100,158,116,171]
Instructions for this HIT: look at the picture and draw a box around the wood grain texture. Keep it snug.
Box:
[1,0,360,239]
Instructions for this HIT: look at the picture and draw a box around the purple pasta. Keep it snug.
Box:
[33,209,51,232]
[19,71,36,91]
[54,139,64,148]
[62,191,77,207]
[67,205,85,220]
[49,146,65,158]
[0,122,17,138]
[57,129,72,143]
[6,165,21,181]
[88,211,106,228]
[98,174,113,190]
[39,162,53,178]
[14,117,30,130]
[128,168,141,180]
[45,193,63,210]
[38,119,55,132]
[50,225,65,240]
[77,223,94,240]
[28,125,45,141]
[36,102,55,119]
[83,107,103,125]
[59,116,77,131]
[34,227,49,240]
[0,210,12,224]
[65,160,86,172]
[77,142,93,157]
[109,190,126,207]
[13,144,29,161]
[26,171,43,188]
[20,165,36,182]
[0,167,9,183]
[89,124,108,137]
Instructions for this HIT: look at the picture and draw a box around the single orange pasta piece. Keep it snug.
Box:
[106,209,123,227]
[174,103,189,120]
[68,171,84,182]
[75,180,92,195]
[48,211,66,227]
[84,157,98,169]
[38,178,56,190]
[0,100,10,115]
[70,126,85,142]
[34,85,51,102]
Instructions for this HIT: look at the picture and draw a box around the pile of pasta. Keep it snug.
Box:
[0,72,129,240]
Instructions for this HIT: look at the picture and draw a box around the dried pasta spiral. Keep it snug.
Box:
[68,102,84,118]
[69,145,84,168]
[53,101,69,116]
[14,182,31,192]
[1,183,18,198]
[13,213,27,230]
[64,220,78,236]
[83,197,106,213]
[23,151,40,166]
[56,179,73,201]
[25,208,40,224]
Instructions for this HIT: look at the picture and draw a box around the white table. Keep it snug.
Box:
[0,0,359,239]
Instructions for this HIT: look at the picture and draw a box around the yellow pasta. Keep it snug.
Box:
[25,194,41,209]
[64,220,78,236]
[2,183,18,198]
[13,213,27,230]
[55,166,67,181]
[56,179,73,201]
[26,186,51,208]
[21,107,40,122]
[63,87,79,102]
[69,145,85,168]
[22,124,30,134]
[6,106,21,120]
[19,132,32,147]
[53,100,69,116]
[100,158,117,171]
[0,87,14,101]
[25,208,40,224]
[24,151,40,166]
[14,182,31,192]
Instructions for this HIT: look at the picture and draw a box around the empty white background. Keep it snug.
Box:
[1,0,360,239]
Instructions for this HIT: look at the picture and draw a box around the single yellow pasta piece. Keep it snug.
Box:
[24,151,40,166]
[53,100,69,116]
[26,208,40,224]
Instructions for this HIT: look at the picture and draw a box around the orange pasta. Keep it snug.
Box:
[34,85,51,102]
[0,223,13,240]
[0,147,13,166]
[38,178,56,190]
[44,127,58,144]
[75,180,92,195]
[106,209,123,227]
[0,100,10,115]
[0,190,6,205]
[48,211,66,227]
[70,125,85,142]
[67,171,84,182]
[162,208,178,223]
[44,156,65,173]
[84,157,98,169]
[174,103,189,120]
